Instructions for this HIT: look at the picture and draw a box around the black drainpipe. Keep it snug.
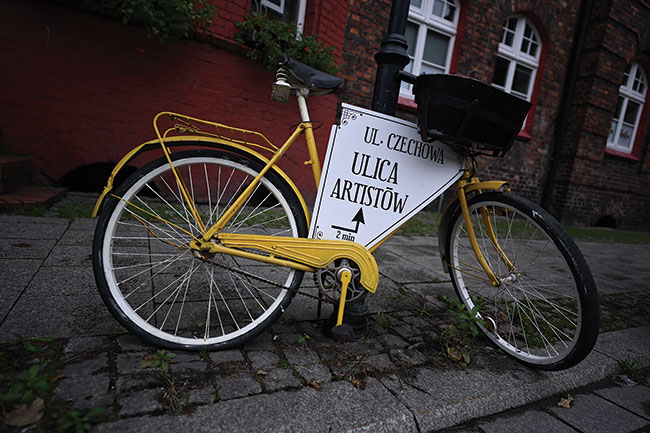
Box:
[540,0,594,213]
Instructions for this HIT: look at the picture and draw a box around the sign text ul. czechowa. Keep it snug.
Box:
[329,126,445,214]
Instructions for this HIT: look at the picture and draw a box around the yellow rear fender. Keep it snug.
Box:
[91,136,310,226]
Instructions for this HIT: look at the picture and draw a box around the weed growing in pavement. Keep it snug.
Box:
[51,405,105,433]
[375,312,390,328]
[388,286,409,302]
[0,336,105,431]
[142,350,181,413]
[611,357,647,384]
[0,364,52,407]
[437,295,487,365]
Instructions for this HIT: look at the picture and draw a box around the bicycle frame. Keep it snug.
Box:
[93,92,515,325]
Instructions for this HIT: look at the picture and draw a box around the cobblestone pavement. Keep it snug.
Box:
[1,197,649,432]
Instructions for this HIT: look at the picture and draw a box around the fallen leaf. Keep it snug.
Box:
[350,379,366,390]
[557,395,574,409]
[310,380,322,391]
[255,369,268,376]
[446,346,463,361]
[4,398,45,427]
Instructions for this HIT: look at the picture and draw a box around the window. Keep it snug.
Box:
[607,62,647,154]
[255,0,307,32]
[400,0,460,97]
[492,16,541,101]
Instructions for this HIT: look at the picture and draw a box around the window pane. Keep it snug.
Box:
[421,63,445,75]
[623,100,640,124]
[401,61,414,90]
[405,22,418,57]
[512,64,533,96]
[501,18,517,46]
[618,123,633,149]
[613,96,623,121]
[432,0,456,21]
[423,30,449,67]
[411,0,422,9]
[492,57,510,88]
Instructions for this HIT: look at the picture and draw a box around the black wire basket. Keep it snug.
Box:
[413,74,531,157]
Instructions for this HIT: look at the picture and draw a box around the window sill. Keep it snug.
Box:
[605,146,640,161]
[517,129,532,141]
[397,96,417,111]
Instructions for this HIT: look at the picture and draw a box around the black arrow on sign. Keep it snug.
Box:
[331,208,365,233]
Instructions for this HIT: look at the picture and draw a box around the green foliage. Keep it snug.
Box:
[142,349,176,374]
[437,295,487,365]
[80,0,216,41]
[0,364,52,407]
[235,12,342,75]
[297,333,311,345]
[52,406,105,433]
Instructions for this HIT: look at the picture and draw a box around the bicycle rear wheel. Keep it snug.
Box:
[444,192,599,370]
[93,149,308,350]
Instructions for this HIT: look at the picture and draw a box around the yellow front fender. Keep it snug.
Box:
[91,136,310,226]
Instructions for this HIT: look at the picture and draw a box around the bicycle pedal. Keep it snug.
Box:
[331,324,354,343]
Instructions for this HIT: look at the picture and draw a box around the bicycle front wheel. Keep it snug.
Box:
[93,149,308,350]
[444,192,599,370]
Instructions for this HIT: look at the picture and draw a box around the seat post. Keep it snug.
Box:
[296,88,311,122]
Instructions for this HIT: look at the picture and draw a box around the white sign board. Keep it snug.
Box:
[310,103,464,249]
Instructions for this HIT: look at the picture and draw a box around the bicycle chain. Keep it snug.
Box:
[206,256,336,305]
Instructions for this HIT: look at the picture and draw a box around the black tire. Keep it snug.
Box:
[93,149,308,350]
[444,192,599,370]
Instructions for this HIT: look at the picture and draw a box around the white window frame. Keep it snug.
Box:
[493,15,541,102]
[259,0,307,33]
[400,0,460,99]
[607,62,647,154]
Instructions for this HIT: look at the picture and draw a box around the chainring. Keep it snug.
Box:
[313,258,365,303]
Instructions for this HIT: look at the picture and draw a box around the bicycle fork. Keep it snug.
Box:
[454,173,518,288]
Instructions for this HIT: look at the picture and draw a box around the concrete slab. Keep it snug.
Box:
[479,410,578,433]
[594,384,650,420]
[550,393,648,433]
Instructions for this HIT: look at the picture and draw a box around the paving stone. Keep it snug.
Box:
[0,238,56,259]
[215,373,262,400]
[594,383,650,419]
[381,333,409,349]
[43,245,94,267]
[550,393,648,433]
[0,221,68,239]
[283,346,320,366]
[117,352,157,375]
[172,360,207,376]
[366,353,393,371]
[390,347,427,365]
[64,354,108,375]
[186,386,217,405]
[71,394,114,412]
[117,334,155,352]
[247,350,280,370]
[119,389,163,416]
[0,259,41,320]
[479,410,577,433]
[64,336,107,354]
[263,368,302,392]
[294,364,332,386]
[53,372,110,400]
[209,349,244,364]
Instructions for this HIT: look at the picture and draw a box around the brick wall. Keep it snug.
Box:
[549,0,650,231]
[341,0,650,230]
[0,0,346,201]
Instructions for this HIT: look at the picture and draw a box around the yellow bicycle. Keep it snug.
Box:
[92,56,599,370]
